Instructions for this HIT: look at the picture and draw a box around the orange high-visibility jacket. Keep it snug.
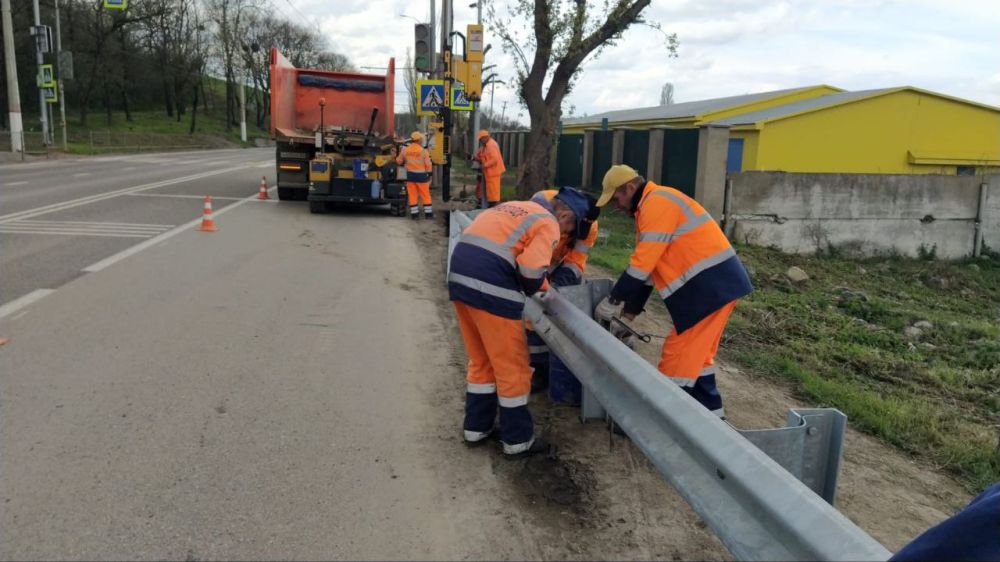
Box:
[610,181,752,333]
[396,142,432,183]
[530,189,599,285]
[448,201,560,319]
[477,138,506,178]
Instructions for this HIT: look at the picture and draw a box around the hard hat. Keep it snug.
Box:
[554,186,600,238]
[477,129,490,140]
[597,164,639,207]
[411,131,424,141]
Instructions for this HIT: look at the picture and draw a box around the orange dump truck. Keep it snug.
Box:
[270,48,407,215]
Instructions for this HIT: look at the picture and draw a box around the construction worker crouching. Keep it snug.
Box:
[396,131,433,219]
[473,130,506,207]
[525,187,600,394]
[593,165,753,418]
[448,197,585,458]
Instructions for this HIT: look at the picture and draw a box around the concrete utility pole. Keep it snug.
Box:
[31,0,50,145]
[1,0,24,153]
[469,1,481,147]
[440,0,452,201]
[54,0,67,149]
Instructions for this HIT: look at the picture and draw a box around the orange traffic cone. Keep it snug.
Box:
[198,196,219,232]
[258,176,269,200]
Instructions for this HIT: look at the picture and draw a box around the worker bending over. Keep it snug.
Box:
[525,187,600,393]
[396,131,433,219]
[594,165,752,417]
[448,197,585,458]
[473,130,505,207]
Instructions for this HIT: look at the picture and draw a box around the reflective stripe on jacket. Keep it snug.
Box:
[530,189,598,286]
[610,181,752,333]
[396,143,432,183]
[448,201,559,319]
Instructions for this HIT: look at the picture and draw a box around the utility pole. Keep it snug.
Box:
[439,0,452,202]
[500,99,507,125]
[54,0,67,149]
[469,1,481,145]
[1,0,23,153]
[31,0,50,145]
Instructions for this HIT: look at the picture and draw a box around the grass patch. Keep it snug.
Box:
[591,209,1000,492]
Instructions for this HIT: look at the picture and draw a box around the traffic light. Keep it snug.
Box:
[414,23,431,73]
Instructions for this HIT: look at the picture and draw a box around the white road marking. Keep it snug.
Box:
[255,162,273,168]
[126,193,245,201]
[122,167,136,171]
[0,229,151,238]
[11,311,29,321]
[0,165,253,224]
[0,220,175,238]
[3,181,29,187]
[0,289,56,320]
[83,186,275,273]
[73,172,91,177]
[15,219,175,228]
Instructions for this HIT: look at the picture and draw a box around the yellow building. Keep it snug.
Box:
[716,87,1000,175]
[564,85,1000,176]
[562,85,841,134]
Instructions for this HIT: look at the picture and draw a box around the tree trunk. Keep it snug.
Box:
[517,108,559,199]
[189,83,199,135]
[163,78,174,117]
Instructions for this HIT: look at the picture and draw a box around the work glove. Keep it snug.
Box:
[595,296,624,328]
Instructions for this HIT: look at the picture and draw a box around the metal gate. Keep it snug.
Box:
[554,134,583,187]
[623,130,649,176]
[662,129,699,197]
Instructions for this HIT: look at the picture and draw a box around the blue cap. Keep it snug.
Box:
[554,187,599,238]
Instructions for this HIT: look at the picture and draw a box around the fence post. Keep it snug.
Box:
[611,128,625,165]
[582,129,595,190]
[647,127,666,184]
[694,124,731,221]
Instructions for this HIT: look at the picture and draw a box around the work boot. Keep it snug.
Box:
[463,428,497,448]
[425,212,434,220]
[411,213,419,220]
[503,437,555,460]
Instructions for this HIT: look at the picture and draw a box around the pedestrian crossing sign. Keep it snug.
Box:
[417,80,445,116]
[451,86,474,111]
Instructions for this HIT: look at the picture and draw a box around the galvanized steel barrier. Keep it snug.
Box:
[447,210,892,561]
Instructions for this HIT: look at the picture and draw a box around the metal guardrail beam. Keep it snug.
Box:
[525,291,891,561]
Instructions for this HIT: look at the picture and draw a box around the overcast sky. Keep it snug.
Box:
[277,0,1000,125]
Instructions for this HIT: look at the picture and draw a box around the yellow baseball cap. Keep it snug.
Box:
[477,129,489,140]
[410,131,424,141]
[597,164,639,207]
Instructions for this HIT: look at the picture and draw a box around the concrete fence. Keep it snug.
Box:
[726,172,1000,259]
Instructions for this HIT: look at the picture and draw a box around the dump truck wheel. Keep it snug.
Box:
[277,187,295,201]
[309,201,328,214]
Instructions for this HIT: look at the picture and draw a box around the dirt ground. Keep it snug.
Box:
[418,200,971,560]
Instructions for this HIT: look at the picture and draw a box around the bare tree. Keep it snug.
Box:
[660,82,674,105]
[488,0,677,197]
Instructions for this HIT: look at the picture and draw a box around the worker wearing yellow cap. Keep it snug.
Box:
[473,130,506,207]
[396,131,434,219]
[593,165,752,417]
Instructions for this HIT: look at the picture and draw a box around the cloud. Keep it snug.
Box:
[280,0,1000,124]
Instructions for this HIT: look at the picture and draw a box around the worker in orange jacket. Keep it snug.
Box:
[525,187,600,393]
[473,130,505,207]
[593,165,753,417]
[396,131,433,219]
[448,198,585,457]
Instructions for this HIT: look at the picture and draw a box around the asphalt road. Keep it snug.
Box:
[0,148,275,310]
[0,153,537,560]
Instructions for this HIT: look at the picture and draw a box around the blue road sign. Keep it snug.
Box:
[451,86,473,111]
[417,80,445,116]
